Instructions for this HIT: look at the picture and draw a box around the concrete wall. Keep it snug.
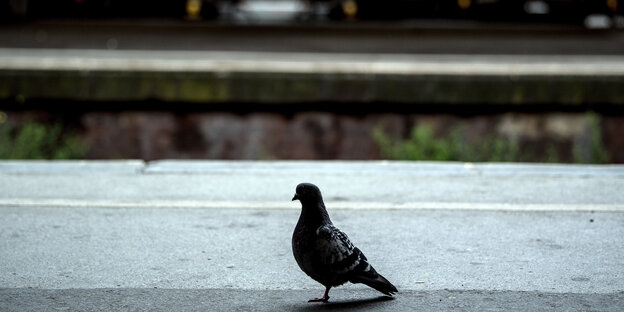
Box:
[3,110,620,162]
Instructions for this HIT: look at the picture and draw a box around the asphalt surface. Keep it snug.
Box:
[2,205,623,292]
[1,19,623,55]
[1,161,623,311]
[2,289,622,312]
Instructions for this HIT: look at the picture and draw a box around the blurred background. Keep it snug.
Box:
[0,0,623,163]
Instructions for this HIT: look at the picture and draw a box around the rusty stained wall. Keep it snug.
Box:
[74,111,624,162]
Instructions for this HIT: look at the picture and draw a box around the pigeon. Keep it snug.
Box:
[291,182,397,302]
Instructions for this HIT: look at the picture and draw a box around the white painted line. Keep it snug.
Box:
[0,160,145,174]
[0,199,621,212]
[1,49,624,76]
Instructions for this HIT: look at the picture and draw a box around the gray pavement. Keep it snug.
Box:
[1,160,623,209]
[1,205,623,291]
[1,161,623,311]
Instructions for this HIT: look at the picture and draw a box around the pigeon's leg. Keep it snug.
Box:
[308,286,330,302]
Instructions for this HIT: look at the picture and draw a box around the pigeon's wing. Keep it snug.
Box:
[315,224,398,295]
[314,224,366,275]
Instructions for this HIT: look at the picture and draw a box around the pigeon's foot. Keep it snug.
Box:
[308,296,329,303]
[308,287,331,302]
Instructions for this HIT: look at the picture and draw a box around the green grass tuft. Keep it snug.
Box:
[0,116,87,160]
[373,124,522,162]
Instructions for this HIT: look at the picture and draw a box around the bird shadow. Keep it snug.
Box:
[294,295,395,311]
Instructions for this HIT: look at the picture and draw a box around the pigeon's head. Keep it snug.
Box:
[292,183,322,203]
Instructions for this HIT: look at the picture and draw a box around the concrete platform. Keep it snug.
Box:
[1,161,623,311]
[1,49,623,104]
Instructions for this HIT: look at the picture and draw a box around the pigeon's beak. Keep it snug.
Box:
[292,193,299,201]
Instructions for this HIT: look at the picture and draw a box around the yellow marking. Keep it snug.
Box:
[342,0,358,18]
[186,0,202,20]
[458,0,471,10]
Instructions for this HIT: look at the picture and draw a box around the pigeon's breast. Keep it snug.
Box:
[292,226,322,280]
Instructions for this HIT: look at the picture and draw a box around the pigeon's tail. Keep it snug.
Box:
[350,269,398,296]
[362,273,398,296]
